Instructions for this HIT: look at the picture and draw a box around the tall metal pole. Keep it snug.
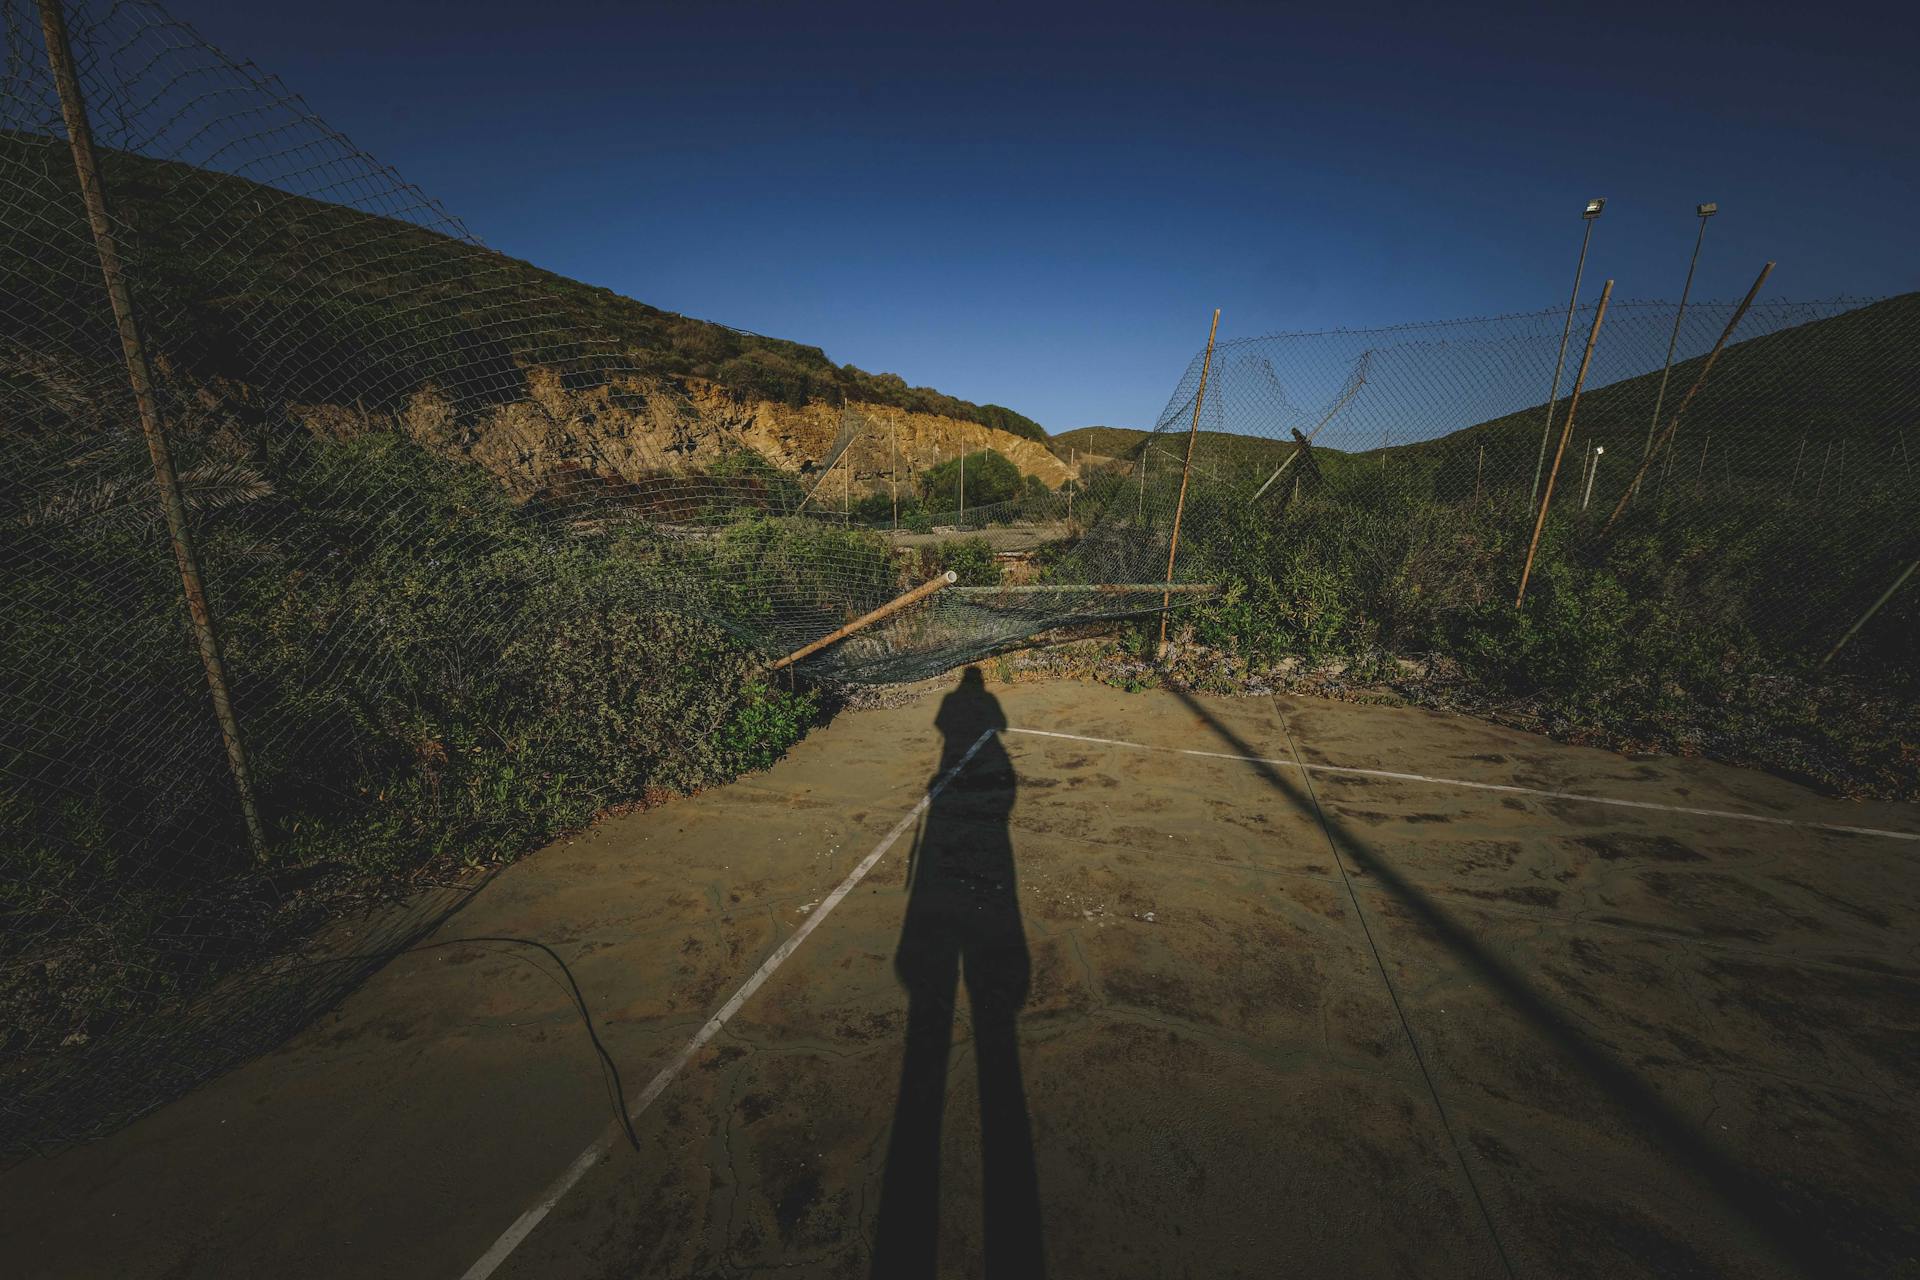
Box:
[1517,281,1612,607]
[37,0,266,856]
[1159,308,1221,658]
[1530,199,1605,506]
[890,414,898,532]
[1637,204,1715,500]
[1600,262,1773,537]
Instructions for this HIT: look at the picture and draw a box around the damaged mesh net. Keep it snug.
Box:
[5,0,1916,1153]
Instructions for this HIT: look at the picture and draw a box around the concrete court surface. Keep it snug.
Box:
[3,676,1918,1279]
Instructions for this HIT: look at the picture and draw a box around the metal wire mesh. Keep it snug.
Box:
[1113,294,1920,650]
[0,0,1173,1151]
[4,0,1916,1156]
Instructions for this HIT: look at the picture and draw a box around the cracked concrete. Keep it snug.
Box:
[1,679,1916,1278]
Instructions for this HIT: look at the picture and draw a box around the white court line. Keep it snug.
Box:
[1005,727,1920,844]
[459,728,998,1280]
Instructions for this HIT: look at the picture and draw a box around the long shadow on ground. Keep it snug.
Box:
[871,667,1044,1278]
[1169,685,1907,1280]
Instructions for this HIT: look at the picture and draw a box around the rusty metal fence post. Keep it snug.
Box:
[1517,280,1613,607]
[36,0,266,855]
[1601,262,1775,538]
[1158,308,1220,658]
[770,571,959,671]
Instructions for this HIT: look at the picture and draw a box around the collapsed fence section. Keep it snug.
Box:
[0,0,1146,1153]
[4,0,1918,1159]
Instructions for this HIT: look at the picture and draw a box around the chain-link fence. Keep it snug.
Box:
[1117,293,1918,641]
[0,0,1185,1152]
[1093,290,1918,802]
[4,0,1916,1156]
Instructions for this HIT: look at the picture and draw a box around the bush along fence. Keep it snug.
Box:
[4,0,1918,1155]
[1091,277,1919,799]
[0,0,1193,1150]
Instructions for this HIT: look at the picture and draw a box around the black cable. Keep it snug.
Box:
[290,933,641,1153]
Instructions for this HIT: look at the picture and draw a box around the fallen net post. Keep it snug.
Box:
[1821,557,1919,666]
[1250,352,1369,503]
[770,571,958,671]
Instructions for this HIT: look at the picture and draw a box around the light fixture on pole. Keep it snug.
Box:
[1638,202,1717,500]
[1530,197,1607,506]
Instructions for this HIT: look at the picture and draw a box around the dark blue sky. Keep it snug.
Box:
[172,0,1917,432]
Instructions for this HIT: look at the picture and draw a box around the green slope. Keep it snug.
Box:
[1051,426,1148,460]
[1056,294,1919,494]
[1052,425,1301,474]
[0,130,1047,441]
[1377,292,1920,490]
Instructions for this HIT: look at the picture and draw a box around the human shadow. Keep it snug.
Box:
[871,667,1043,1278]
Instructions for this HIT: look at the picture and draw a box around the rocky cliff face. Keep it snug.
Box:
[680,381,1072,495]
[379,368,1071,503]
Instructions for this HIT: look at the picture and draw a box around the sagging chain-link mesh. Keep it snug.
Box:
[1114,294,1919,663]
[0,0,1175,1152]
[5,0,1917,1155]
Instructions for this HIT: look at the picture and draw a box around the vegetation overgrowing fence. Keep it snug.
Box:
[3,0,1916,1156]
[0,0,1172,1151]
[1079,286,1919,799]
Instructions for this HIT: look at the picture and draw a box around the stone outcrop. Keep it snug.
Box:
[389,367,1071,502]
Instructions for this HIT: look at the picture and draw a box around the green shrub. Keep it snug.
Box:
[1,427,832,1051]
[917,537,1002,586]
[717,681,821,774]
[919,449,1021,511]
[1169,481,1916,794]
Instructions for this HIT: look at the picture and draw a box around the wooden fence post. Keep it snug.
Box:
[770,572,957,671]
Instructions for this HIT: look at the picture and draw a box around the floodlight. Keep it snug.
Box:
[1595,445,1604,454]
[1584,197,1606,218]
[1697,202,1718,218]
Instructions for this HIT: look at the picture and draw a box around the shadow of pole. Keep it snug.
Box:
[1167,686,1833,1279]
[871,668,1043,1279]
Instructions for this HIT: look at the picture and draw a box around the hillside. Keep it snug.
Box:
[0,130,1050,471]
[1054,294,1920,496]
[1051,426,1145,463]
[1052,424,1301,475]
[1377,291,1920,493]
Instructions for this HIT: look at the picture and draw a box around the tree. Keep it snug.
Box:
[919,448,1020,512]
